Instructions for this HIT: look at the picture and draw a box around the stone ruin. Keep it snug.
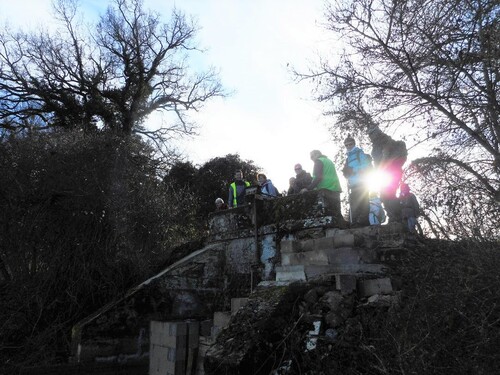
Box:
[63,190,408,375]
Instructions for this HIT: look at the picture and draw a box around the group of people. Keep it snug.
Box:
[215,125,420,235]
[340,125,420,234]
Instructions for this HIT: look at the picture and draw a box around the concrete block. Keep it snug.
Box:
[256,280,291,288]
[313,236,336,251]
[335,274,357,295]
[186,347,198,375]
[150,321,187,347]
[280,240,301,253]
[149,343,186,375]
[199,319,213,337]
[213,311,231,330]
[300,238,316,252]
[281,250,329,266]
[149,344,168,375]
[334,263,386,274]
[196,336,215,375]
[231,298,249,315]
[327,247,361,264]
[302,264,339,279]
[325,228,343,238]
[187,320,200,349]
[275,265,306,282]
[332,233,356,248]
[358,278,393,298]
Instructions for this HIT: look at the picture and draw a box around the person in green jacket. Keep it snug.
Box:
[302,150,345,226]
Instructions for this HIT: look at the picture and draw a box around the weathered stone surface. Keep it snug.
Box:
[260,234,277,280]
[231,298,249,315]
[303,288,319,304]
[358,278,393,298]
[280,240,301,254]
[149,321,188,375]
[71,190,406,368]
[204,285,308,375]
[321,291,343,312]
[325,311,344,328]
[199,319,213,337]
[365,293,401,307]
[335,274,357,295]
[213,312,231,331]
[275,265,306,282]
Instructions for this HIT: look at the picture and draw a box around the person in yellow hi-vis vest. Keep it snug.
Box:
[301,150,347,227]
[228,170,251,208]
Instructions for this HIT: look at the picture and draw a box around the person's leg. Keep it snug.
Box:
[381,188,399,223]
[381,166,403,223]
[357,187,370,226]
[407,216,417,233]
[350,186,369,226]
[324,190,347,228]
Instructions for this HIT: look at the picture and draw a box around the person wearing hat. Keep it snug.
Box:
[293,163,312,194]
[342,136,372,227]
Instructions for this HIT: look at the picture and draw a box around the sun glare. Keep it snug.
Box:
[364,170,393,193]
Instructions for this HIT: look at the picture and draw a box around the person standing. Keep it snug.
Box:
[257,173,278,197]
[399,183,420,235]
[342,136,372,227]
[367,125,407,223]
[302,150,345,225]
[293,163,313,192]
[228,170,250,208]
[287,177,297,195]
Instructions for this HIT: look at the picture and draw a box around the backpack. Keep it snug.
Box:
[343,149,373,178]
[370,198,386,224]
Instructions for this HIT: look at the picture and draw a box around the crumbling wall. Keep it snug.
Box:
[70,191,347,366]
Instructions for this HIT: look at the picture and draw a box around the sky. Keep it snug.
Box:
[1,0,339,192]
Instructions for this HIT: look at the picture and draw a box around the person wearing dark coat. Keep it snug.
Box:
[399,183,420,234]
[293,163,313,192]
[368,125,407,223]
[287,177,297,196]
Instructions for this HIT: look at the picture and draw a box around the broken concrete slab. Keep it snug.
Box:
[358,278,393,298]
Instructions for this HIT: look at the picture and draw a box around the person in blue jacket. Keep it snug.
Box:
[257,173,278,197]
[342,136,372,227]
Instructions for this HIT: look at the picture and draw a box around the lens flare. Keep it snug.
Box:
[364,170,393,192]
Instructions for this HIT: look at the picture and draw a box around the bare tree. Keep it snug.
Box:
[0,0,223,152]
[297,0,499,238]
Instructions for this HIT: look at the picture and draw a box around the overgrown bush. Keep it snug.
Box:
[0,131,198,372]
[278,240,500,374]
